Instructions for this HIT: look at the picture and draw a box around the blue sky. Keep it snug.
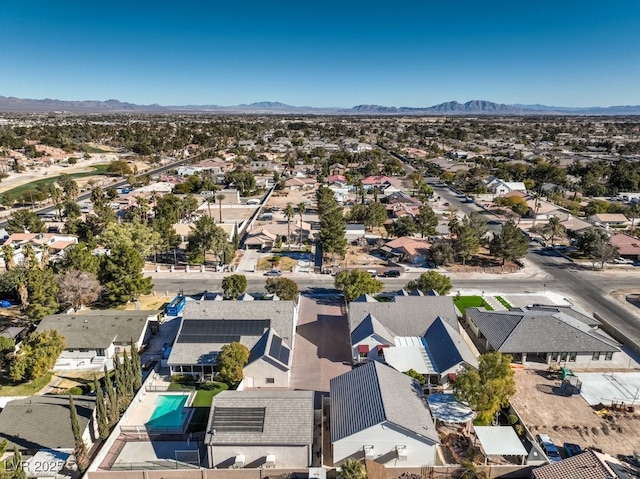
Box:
[1,1,639,107]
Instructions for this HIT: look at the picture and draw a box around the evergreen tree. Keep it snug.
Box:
[94,375,110,440]
[130,342,142,391]
[99,246,153,303]
[113,354,128,412]
[489,220,529,265]
[122,349,134,397]
[415,204,438,238]
[68,395,89,472]
[104,365,119,426]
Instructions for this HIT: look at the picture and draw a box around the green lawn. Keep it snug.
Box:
[495,296,512,309]
[2,164,112,198]
[454,295,494,314]
[188,382,228,433]
[0,372,53,396]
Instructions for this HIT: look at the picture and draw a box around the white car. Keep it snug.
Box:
[613,257,634,264]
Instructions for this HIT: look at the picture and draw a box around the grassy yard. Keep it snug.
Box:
[0,372,53,396]
[256,256,298,271]
[187,382,229,433]
[454,295,494,314]
[2,164,111,198]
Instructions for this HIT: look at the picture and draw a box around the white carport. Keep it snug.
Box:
[473,426,527,465]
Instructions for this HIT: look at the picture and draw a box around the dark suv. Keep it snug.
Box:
[381,269,401,278]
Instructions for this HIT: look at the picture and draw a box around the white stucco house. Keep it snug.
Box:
[330,361,440,467]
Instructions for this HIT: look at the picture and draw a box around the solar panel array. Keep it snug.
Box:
[268,335,291,365]
[211,407,266,432]
[176,319,269,344]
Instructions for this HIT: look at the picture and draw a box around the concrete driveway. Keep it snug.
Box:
[290,295,352,401]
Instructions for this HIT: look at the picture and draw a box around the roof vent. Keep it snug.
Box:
[84,319,88,323]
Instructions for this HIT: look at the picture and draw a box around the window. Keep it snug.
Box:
[560,352,568,362]
[568,352,576,362]
[550,352,559,362]
[592,352,600,361]
[605,352,613,361]
[266,378,275,384]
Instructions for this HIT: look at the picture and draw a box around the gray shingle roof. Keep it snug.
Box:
[531,449,633,479]
[205,390,313,445]
[0,395,96,452]
[424,317,478,373]
[330,361,439,444]
[36,310,159,349]
[466,307,620,354]
[351,313,395,345]
[348,296,459,337]
[168,301,297,367]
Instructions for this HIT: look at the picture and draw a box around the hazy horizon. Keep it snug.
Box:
[2,0,639,108]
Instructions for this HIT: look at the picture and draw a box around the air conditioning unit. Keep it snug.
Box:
[265,454,276,468]
[233,454,245,468]
[363,445,375,460]
[396,446,407,461]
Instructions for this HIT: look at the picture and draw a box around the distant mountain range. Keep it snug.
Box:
[1,95,640,115]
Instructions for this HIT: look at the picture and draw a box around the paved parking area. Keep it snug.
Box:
[290,296,352,400]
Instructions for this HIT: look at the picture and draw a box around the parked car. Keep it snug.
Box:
[536,434,562,462]
[614,257,634,264]
[264,270,283,277]
[563,443,584,457]
[380,269,401,278]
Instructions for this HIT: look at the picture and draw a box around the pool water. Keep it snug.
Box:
[146,395,188,430]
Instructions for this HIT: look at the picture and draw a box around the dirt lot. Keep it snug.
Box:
[266,187,316,209]
[511,368,640,455]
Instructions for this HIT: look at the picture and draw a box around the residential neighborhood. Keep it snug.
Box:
[0,113,640,479]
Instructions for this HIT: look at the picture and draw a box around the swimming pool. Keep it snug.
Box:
[146,395,189,430]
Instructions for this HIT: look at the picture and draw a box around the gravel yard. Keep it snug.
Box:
[511,368,640,455]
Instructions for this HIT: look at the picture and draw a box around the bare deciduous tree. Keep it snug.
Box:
[57,270,102,310]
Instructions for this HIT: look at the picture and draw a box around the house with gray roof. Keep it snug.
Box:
[0,395,97,455]
[531,449,640,479]
[466,305,620,365]
[330,361,439,467]
[36,310,160,368]
[349,297,476,385]
[168,300,298,387]
[205,390,314,469]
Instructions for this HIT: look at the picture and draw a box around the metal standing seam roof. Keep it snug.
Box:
[473,426,527,457]
[423,317,479,373]
[205,390,314,446]
[330,361,439,444]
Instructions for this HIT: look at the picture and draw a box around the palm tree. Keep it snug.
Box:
[297,202,306,245]
[284,204,295,245]
[629,204,639,235]
[216,194,226,223]
[1,244,15,271]
[339,459,366,479]
[542,216,566,245]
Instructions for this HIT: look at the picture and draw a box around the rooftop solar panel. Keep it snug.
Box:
[211,407,266,433]
[177,319,269,344]
[268,334,291,365]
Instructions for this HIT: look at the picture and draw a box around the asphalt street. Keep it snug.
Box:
[149,245,640,354]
